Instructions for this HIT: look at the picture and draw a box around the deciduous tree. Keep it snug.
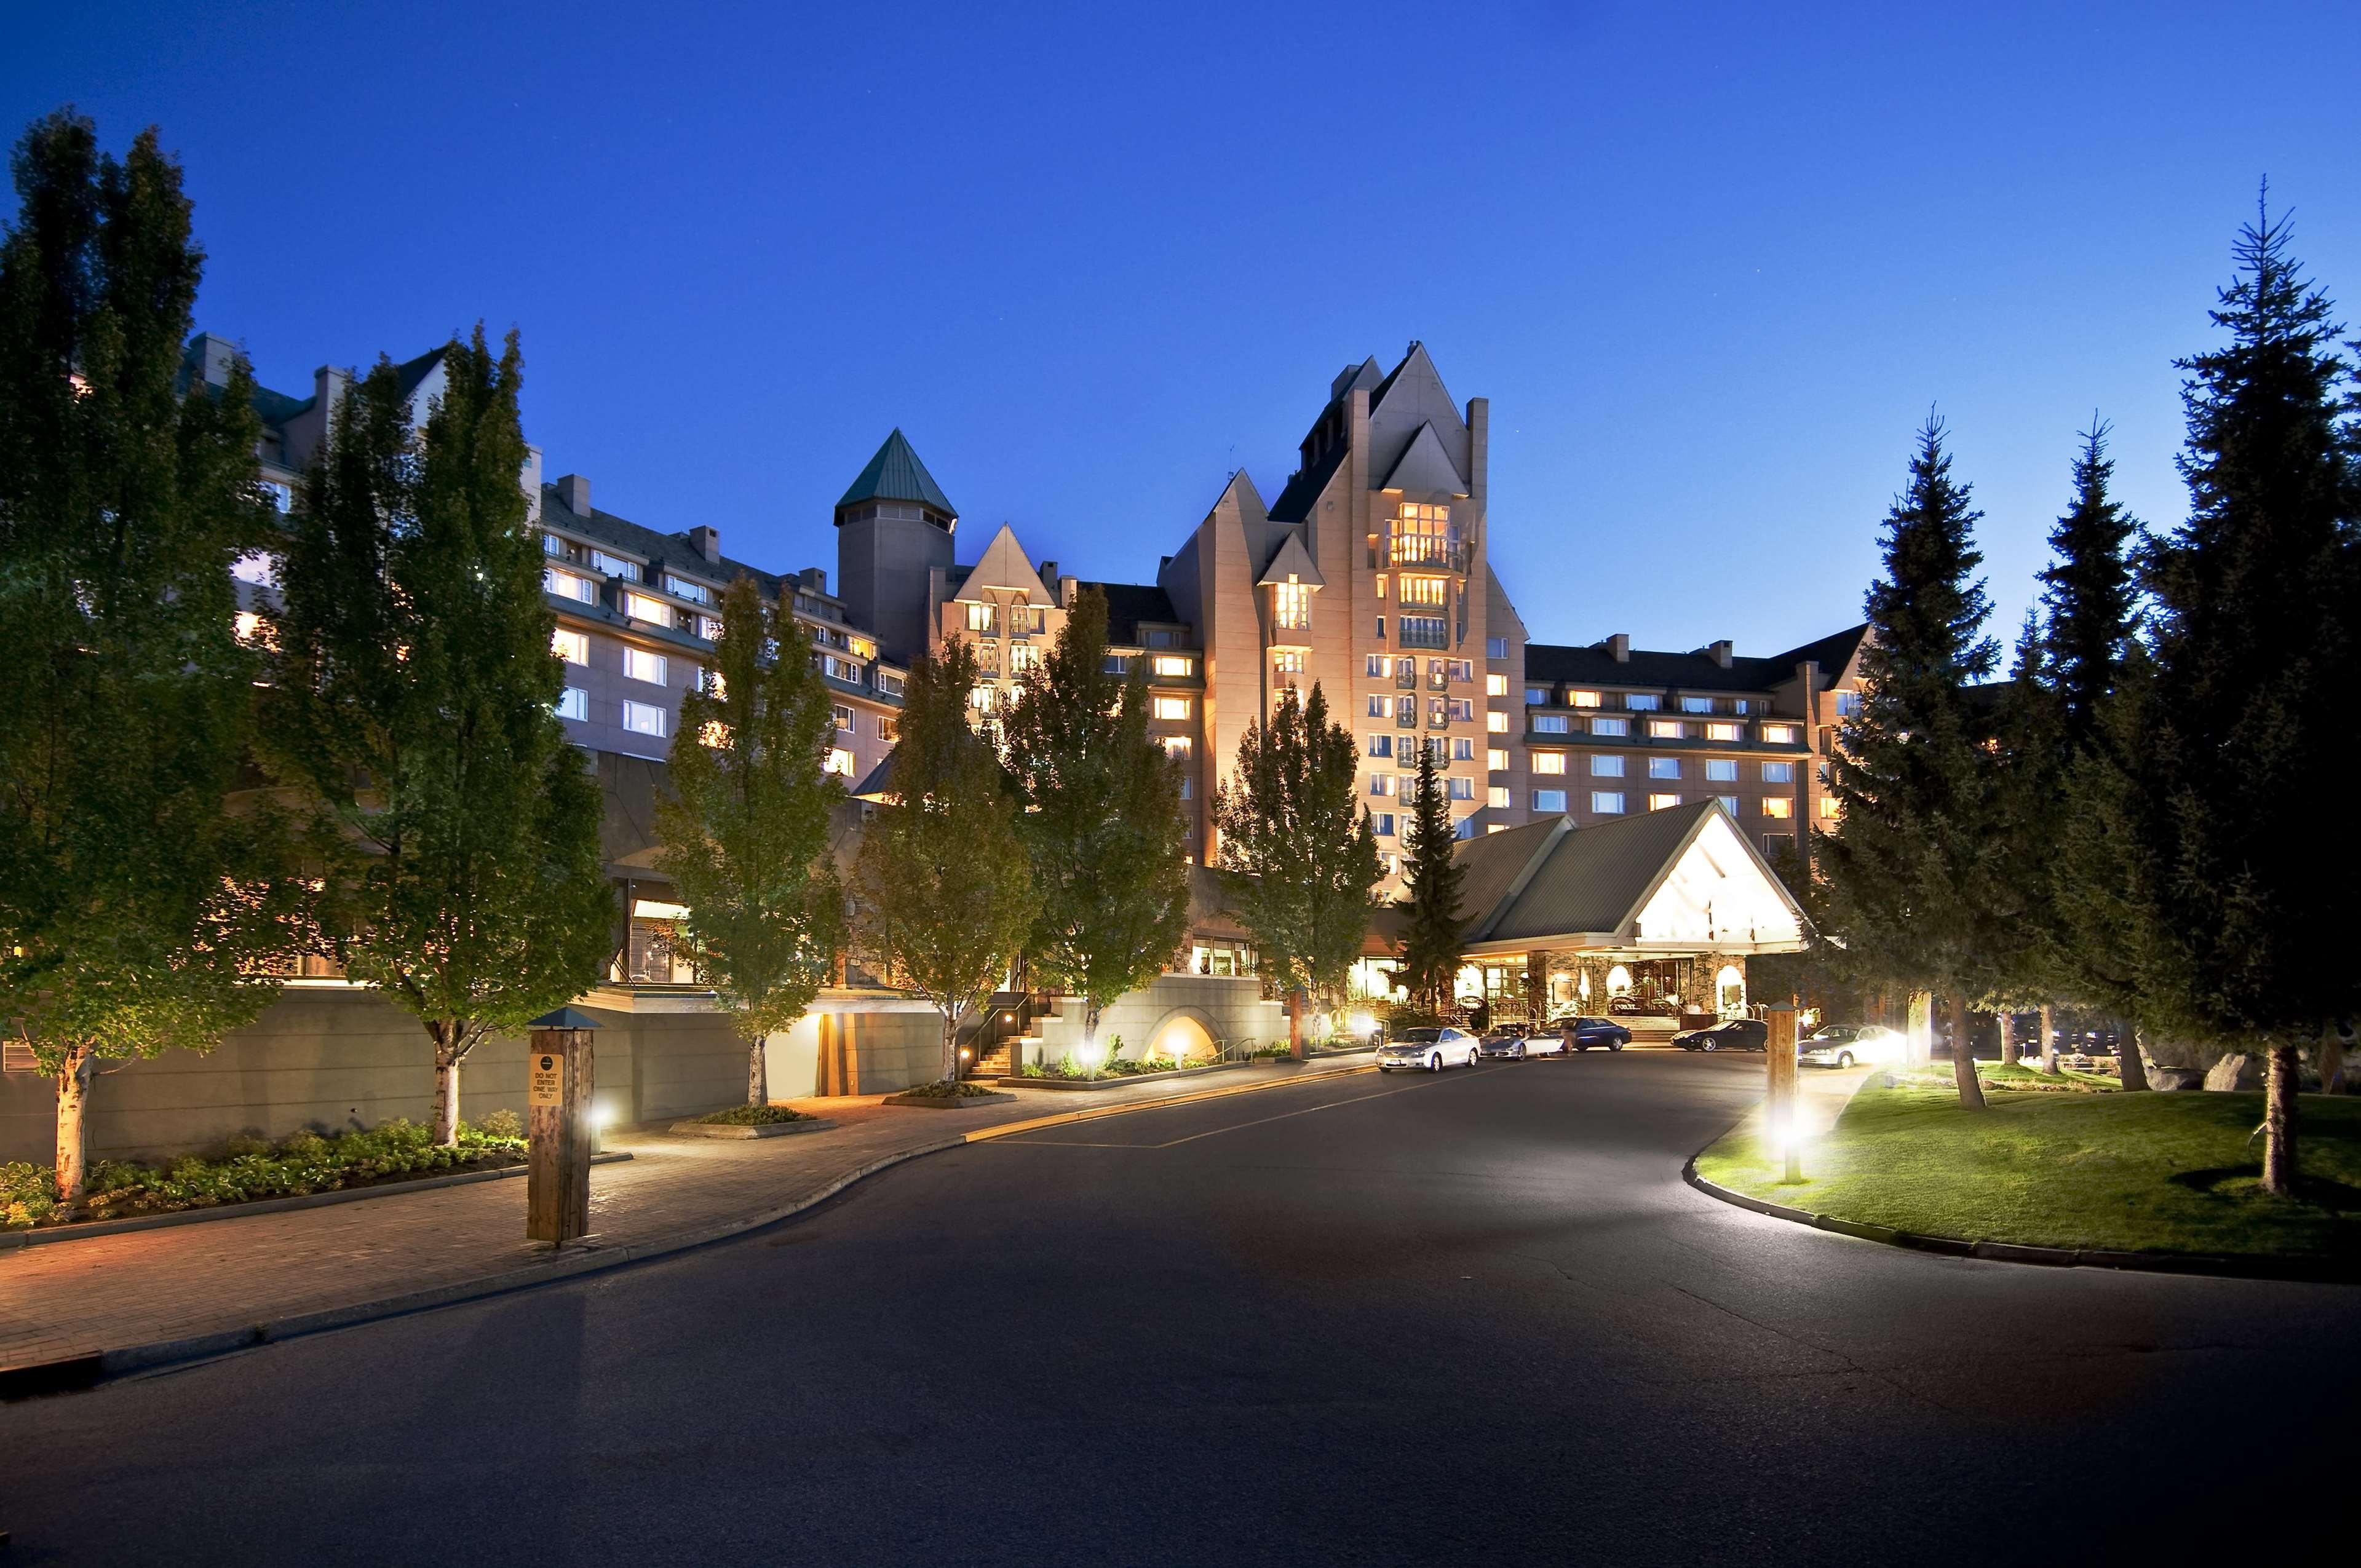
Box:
[1000,588,1189,1068]
[269,330,611,1145]
[0,111,301,1212]
[1211,684,1381,1053]
[656,576,845,1105]
[852,640,1034,1082]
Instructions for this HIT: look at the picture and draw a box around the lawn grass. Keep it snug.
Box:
[1697,1079,2361,1259]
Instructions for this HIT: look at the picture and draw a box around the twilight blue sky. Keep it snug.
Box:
[11,2,2359,655]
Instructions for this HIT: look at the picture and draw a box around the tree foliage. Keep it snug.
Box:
[852,639,1034,1080]
[999,587,1189,1054]
[268,329,611,1144]
[1394,740,1465,1012]
[1816,417,2001,1106]
[2108,200,2361,1189]
[0,111,301,1208]
[1211,684,1382,1026]
[655,575,845,1102]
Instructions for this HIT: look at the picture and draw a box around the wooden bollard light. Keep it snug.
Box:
[1763,1002,1802,1184]
[526,1007,599,1245]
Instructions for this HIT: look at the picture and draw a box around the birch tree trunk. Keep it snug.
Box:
[2120,1023,2151,1092]
[1948,994,1985,1109]
[940,1009,961,1084]
[429,1021,467,1145]
[1907,991,1934,1067]
[2261,1041,2299,1196]
[54,1044,96,1214]
[1997,1011,2018,1067]
[748,1037,768,1106]
[1082,999,1102,1078]
[2039,1004,2058,1075]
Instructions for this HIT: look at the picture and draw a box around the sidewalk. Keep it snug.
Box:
[0,1055,1375,1386]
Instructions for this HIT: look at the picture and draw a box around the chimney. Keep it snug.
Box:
[1709,639,1733,668]
[1039,561,1057,588]
[797,566,827,595]
[1060,574,1079,608]
[1608,633,1630,663]
[189,331,239,388]
[555,473,592,517]
[688,525,721,564]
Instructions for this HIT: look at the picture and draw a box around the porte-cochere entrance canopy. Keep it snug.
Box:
[1361,801,1807,1016]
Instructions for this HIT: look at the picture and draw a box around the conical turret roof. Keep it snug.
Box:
[835,428,957,519]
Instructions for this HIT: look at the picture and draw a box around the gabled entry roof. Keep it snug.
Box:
[1374,802,1807,957]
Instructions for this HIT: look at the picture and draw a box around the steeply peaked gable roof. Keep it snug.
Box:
[1255,529,1325,588]
[836,428,958,518]
[1380,421,1469,496]
[962,522,1053,606]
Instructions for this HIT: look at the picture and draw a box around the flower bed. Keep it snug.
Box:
[3,1117,528,1230]
[694,1104,811,1125]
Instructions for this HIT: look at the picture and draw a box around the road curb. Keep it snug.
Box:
[1680,1152,2361,1286]
[0,1061,1384,1398]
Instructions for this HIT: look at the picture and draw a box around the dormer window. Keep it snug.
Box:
[589,549,640,581]
[966,601,999,637]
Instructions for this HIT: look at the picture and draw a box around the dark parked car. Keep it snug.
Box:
[1674,1018,1769,1053]
[1548,1015,1631,1051]
[1608,995,1678,1018]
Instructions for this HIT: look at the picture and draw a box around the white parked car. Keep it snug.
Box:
[1798,1024,1905,1069]
[1376,1026,1482,1072]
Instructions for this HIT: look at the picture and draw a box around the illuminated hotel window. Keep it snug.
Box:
[624,591,671,624]
[1486,748,1509,771]
[553,629,589,665]
[1009,643,1039,675]
[966,601,999,636]
[1153,654,1195,677]
[1270,650,1304,676]
[1648,793,1681,811]
[1368,695,1389,719]
[1571,689,1601,708]
[1705,722,1742,740]
[1763,723,1798,744]
[1390,502,1452,566]
[825,748,855,777]
[1488,786,1510,809]
[1273,576,1312,632]
[545,568,598,604]
[1374,574,1387,600]
[1152,695,1191,721]
[831,703,854,733]
[1532,752,1566,775]
[1486,710,1510,733]
[1161,735,1192,759]
[1399,576,1446,608]
[1486,674,1508,696]
[1820,796,1841,818]
[1649,720,1683,739]
[1370,774,1394,797]
[1764,796,1794,819]
[623,647,667,685]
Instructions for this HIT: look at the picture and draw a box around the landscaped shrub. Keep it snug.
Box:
[1,1117,529,1229]
[897,1079,1002,1099]
[476,1107,525,1139]
[695,1104,809,1125]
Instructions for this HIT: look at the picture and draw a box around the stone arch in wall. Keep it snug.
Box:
[1138,1008,1218,1062]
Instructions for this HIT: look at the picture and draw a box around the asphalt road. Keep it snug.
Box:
[7,1052,2355,1567]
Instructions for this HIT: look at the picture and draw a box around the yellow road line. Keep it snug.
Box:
[961,1063,1379,1144]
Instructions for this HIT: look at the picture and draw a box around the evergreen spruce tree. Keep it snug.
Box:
[1212,684,1382,1054]
[1817,416,2002,1107]
[1000,587,1189,1070]
[852,639,1036,1083]
[2032,422,2153,1085]
[269,330,612,1145]
[0,112,301,1213]
[2121,199,2361,1191]
[655,576,846,1106]
[1395,741,1466,1014]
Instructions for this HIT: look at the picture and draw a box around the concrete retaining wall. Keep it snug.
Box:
[0,984,949,1165]
[1026,975,1289,1067]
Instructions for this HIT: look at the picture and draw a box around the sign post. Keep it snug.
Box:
[1763,1002,1801,1184]
[526,1007,599,1246]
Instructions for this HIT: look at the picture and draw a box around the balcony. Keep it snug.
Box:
[1396,615,1449,651]
[1371,528,1472,576]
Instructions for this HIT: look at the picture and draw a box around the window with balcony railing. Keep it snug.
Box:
[1398,615,1448,650]
[1272,576,1311,632]
[1386,502,1459,569]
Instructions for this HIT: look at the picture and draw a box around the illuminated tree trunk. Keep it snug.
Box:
[1948,994,1985,1109]
[2261,1041,2299,1195]
[2121,1023,2150,1092]
[1997,1011,2019,1067]
[428,1021,472,1146]
[54,1045,95,1214]
[2039,1004,2058,1074]
[1288,988,1306,1059]
[1906,991,1934,1066]
[748,1037,768,1106]
[2320,1024,2349,1096]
